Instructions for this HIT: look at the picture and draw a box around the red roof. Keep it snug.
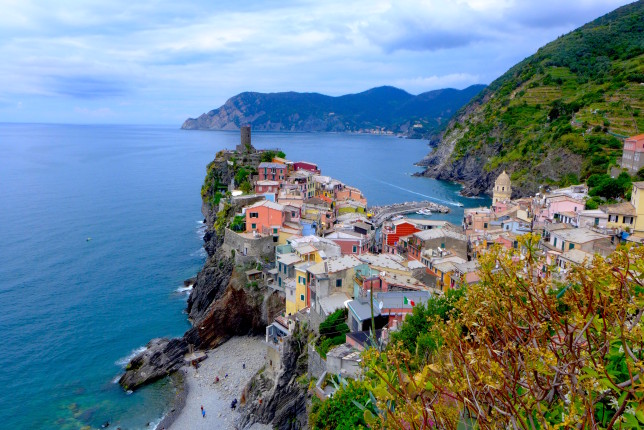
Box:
[626,134,644,142]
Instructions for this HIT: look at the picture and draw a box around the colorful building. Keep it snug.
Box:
[630,181,644,237]
[621,134,644,173]
[381,220,421,254]
[255,180,280,195]
[245,200,285,234]
[258,162,287,181]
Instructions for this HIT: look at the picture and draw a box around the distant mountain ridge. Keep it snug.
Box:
[181,85,486,137]
[419,1,644,197]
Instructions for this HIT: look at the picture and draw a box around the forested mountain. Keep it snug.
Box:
[419,1,644,197]
[181,85,485,137]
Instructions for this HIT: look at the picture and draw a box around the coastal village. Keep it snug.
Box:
[200,127,644,407]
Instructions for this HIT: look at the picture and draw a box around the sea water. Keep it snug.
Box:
[0,124,489,429]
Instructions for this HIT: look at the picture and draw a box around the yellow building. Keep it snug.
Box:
[284,244,323,315]
[602,201,636,232]
[631,181,644,236]
[492,171,512,205]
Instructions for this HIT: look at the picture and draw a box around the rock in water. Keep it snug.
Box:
[118,338,188,391]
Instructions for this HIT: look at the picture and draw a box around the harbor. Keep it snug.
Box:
[369,200,451,226]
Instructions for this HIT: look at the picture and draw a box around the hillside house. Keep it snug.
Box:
[258,162,287,181]
[621,134,644,173]
[245,200,285,235]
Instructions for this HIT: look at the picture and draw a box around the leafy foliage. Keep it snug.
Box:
[260,150,286,162]
[363,235,644,429]
[309,379,373,430]
[316,308,349,358]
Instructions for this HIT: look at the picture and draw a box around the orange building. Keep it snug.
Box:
[245,200,285,234]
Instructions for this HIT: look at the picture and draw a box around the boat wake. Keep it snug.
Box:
[373,179,461,207]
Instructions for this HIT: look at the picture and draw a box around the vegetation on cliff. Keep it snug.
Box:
[182,85,486,138]
[422,2,644,196]
[322,236,644,428]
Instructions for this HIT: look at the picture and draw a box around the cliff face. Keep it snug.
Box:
[418,2,644,197]
[181,85,486,138]
[237,323,309,430]
[119,155,282,390]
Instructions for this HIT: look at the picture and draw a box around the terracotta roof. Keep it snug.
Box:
[626,133,644,142]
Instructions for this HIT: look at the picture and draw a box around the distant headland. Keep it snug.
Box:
[181,85,486,138]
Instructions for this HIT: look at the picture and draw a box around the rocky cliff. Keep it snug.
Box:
[237,323,309,430]
[119,153,283,391]
[181,85,486,138]
[418,2,644,197]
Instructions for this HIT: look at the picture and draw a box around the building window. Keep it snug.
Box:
[554,237,557,246]
[251,223,256,229]
[484,223,488,229]
[352,245,357,253]
[300,294,305,302]
[336,279,342,287]
[249,212,259,218]
[569,243,575,250]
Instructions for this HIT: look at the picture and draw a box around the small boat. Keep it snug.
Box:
[391,215,404,221]
[86,237,92,242]
[416,208,432,216]
[454,202,464,207]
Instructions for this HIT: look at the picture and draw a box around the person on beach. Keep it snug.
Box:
[201,405,206,418]
[242,362,245,369]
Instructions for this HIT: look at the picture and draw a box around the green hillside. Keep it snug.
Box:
[421,1,644,196]
[182,85,485,138]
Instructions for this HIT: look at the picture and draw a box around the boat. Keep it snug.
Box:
[391,215,404,221]
[454,202,464,207]
[416,208,432,216]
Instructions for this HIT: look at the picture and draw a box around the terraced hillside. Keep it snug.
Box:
[420,1,644,197]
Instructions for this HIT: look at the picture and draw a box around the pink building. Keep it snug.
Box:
[255,180,280,195]
[621,134,644,173]
[324,231,368,255]
[535,195,584,223]
[258,162,287,181]
[245,200,285,234]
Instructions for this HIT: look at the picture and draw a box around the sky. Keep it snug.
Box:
[0,0,634,125]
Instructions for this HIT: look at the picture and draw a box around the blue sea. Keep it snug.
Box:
[0,124,489,429]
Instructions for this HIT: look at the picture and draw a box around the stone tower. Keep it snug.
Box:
[492,170,512,205]
[236,125,255,153]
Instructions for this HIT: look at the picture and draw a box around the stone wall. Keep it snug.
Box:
[222,228,276,263]
[307,343,326,379]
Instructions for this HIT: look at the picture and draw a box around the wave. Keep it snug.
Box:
[176,284,193,294]
[191,247,207,258]
[115,345,147,367]
[373,179,460,207]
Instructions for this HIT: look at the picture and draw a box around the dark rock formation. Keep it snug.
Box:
[237,323,309,430]
[120,173,284,390]
[118,338,188,391]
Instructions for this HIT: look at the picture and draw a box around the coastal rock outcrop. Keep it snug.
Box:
[120,183,283,389]
[237,323,308,430]
[118,338,188,391]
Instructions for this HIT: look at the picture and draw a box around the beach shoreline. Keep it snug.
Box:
[160,336,271,430]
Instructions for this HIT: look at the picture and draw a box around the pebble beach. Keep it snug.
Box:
[160,336,271,430]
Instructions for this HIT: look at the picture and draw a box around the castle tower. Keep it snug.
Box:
[492,170,512,205]
[236,125,255,153]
